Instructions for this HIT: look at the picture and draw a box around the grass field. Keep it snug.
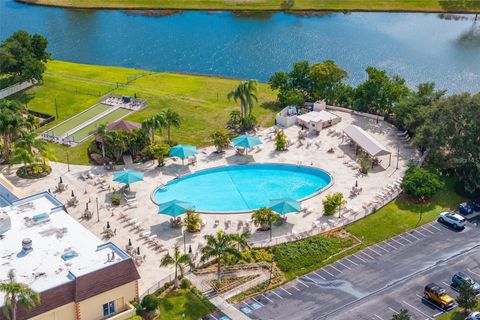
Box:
[69,107,131,141]
[8,60,278,164]
[157,289,212,320]
[15,0,480,12]
[48,103,111,137]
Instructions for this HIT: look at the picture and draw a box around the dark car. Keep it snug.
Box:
[452,272,480,294]
[459,202,474,216]
[471,200,480,212]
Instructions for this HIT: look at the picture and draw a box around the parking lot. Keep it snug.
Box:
[234,220,480,320]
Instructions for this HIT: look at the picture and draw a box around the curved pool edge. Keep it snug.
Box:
[151,162,334,214]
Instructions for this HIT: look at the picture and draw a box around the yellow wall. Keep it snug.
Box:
[30,302,76,320]
[78,281,137,320]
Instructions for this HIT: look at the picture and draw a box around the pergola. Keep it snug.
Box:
[342,124,392,167]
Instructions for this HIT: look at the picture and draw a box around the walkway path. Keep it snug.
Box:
[210,296,253,320]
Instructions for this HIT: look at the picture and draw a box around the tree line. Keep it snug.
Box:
[268,60,480,195]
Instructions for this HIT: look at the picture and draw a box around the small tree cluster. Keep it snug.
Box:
[401,167,444,200]
[182,210,202,233]
[322,192,346,216]
[274,130,287,151]
[210,130,230,153]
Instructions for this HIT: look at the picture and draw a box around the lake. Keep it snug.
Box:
[1,0,480,93]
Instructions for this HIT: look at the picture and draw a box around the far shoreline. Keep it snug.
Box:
[13,0,480,14]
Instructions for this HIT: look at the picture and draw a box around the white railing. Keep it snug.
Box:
[0,80,38,99]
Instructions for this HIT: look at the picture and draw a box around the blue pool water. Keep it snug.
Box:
[153,164,332,213]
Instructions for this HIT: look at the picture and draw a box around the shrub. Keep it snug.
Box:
[401,167,444,200]
[322,192,346,216]
[111,192,121,206]
[210,130,230,153]
[240,114,257,132]
[180,278,191,289]
[359,154,369,174]
[274,130,287,151]
[182,210,202,233]
[140,294,160,313]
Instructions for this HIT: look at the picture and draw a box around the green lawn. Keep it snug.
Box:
[157,289,212,320]
[15,0,480,12]
[9,60,278,164]
[70,107,131,141]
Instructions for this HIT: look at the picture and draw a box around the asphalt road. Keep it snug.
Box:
[234,220,480,320]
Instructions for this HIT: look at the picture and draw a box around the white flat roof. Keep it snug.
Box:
[0,192,129,305]
[343,124,391,157]
[297,110,339,123]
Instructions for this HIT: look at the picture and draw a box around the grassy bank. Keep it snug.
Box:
[9,60,278,164]
[157,289,214,320]
[14,0,480,13]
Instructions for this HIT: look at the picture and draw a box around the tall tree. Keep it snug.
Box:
[310,60,348,104]
[162,109,181,146]
[227,80,259,117]
[11,131,54,172]
[142,113,165,145]
[0,100,25,162]
[93,123,108,158]
[0,270,40,320]
[231,231,251,251]
[160,244,193,288]
[0,30,50,84]
[391,308,411,320]
[457,282,477,313]
[200,230,241,283]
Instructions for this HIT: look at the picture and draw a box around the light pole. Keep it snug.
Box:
[66,151,70,172]
[416,195,425,227]
[55,98,59,120]
[183,226,186,253]
[396,143,400,170]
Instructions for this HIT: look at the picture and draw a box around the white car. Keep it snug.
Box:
[438,211,466,229]
[466,312,480,320]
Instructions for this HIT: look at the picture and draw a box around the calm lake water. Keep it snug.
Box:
[1,0,480,92]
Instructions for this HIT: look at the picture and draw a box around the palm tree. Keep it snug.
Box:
[142,113,165,145]
[182,210,202,233]
[210,130,230,153]
[11,131,54,173]
[200,230,241,283]
[227,80,258,118]
[163,109,181,146]
[104,131,127,162]
[93,123,108,158]
[160,244,193,288]
[0,101,25,162]
[0,269,40,320]
[232,231,251,251]
[251,208,280,240]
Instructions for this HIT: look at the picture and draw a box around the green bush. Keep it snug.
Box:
[274,130,287,151]
[401,167,444,200]
[273,235,352,272]
[322,192,346,216]
[141,294,160,313]
[180,278,191,289]
[111,192,121,206]
[191,288,218,313]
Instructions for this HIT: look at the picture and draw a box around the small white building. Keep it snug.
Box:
[296,110,341,133]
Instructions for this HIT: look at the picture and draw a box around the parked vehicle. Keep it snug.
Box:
[459,202,474,216]
[466,312,480,320]
[424,283,455,309]
[452,272,480,294]
[438,211,466,229]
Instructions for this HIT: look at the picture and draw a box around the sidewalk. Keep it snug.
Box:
[210,296,252,320]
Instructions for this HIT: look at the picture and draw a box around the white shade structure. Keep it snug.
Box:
[342,124,392,166]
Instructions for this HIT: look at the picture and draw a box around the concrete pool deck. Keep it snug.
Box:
[2,110,419,294]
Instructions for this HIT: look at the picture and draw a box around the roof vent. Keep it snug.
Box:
[22,238,33,253]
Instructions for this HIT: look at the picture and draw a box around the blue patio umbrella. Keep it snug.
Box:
[232,135,262,149]
[169,144,197,164]
[113,169,144,185]
[158,200,194,217]
[268,198,301,215]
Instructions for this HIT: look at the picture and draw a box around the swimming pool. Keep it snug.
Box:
[153,163,332,213]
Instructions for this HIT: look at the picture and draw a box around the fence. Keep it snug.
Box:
[140,268,192,299]
[325,105,385,121]
[0,79,38,99]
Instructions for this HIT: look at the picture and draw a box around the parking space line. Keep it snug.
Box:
[289,285,301,292]
[383,241,398,250]
[412,229,426,238]
[345,257,359,266]
[271,290,283,299]
[243,301,252,309]
[312,271,326,280]
[390,238,405,247]
[402,300,433,319]
[210,314,218,320]
[336,260,351,270]
[296,279,309,288]
[442,281,451,288]
[321,268,336,277]
[361,251,376,260]
[372,314,384,320]
[367,247,382,256]
[415,294,445,312]
[397,234,413,244]
[262,293,274,303]
[428,224,441,231]
[467,268,480,278]
[280,287,292,296]
[376,244,390,253]
[387,307,399,314]
[328,264,342,273]
[354,254,368,263]
[420,226,434,235]
[408,232,420,240]
[252,297,264,306]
